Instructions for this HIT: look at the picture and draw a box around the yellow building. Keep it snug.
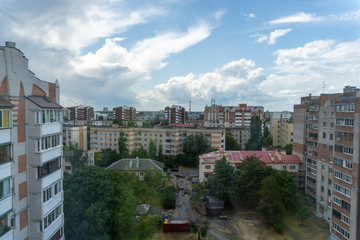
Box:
[270,112,293,147]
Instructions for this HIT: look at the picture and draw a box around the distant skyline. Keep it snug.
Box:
[1,0,359,111]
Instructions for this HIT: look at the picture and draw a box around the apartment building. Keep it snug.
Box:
[164,105,185,124]
[113,106,136,121]
[293,86,360,240]
[66,105,94,120]
[270,112,293,147]
[198,150,303,184]
[90,127,225,157]
[0,42,64,240]
[63,125,87,150]
[204,101,264,128]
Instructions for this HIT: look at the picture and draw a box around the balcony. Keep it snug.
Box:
[33,147,62,166]
[43,216,63,240]
[0,162,11,180]
[0,229,13,240]
[0,195,12,217]
[0,129,10,145]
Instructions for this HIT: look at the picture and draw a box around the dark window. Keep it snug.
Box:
[38,158,61,178]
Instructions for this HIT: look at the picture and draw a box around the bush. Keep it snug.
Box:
[161,186,176,209]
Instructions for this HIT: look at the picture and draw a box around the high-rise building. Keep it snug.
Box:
[67,105,94,120]
[164,105,185,124]
[293,86,360,240]
[269,112,293,147]
[0,42,64,239]
[204,102,264,128]
[113,106,136,121]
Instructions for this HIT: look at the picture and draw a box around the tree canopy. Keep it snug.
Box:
[208,157,237,205]
[246,116,262,150]
[64,142,89,172]
[181,133,210,167]
[225,131,241,150]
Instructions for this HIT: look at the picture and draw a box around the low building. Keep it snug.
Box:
[107,158,164,180]
[90,127,225,157]
[199,150,304,188]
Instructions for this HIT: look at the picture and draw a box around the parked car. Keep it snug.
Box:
[175,174,185,178]
[170,168,179,172]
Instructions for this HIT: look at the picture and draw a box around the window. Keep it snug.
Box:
[54,180,61,195]
[330,122,334,128]
[0,213,10,236]
[323,132,326,139]
[335,145,353,155]
[0,177,11,199]
[43,204,62,231]
[330,133,333,140]
[43,187,52,203]
[323,111,327,117]
[323,144,326,150]
[335,131,353,141]
[283,166,286,170]
[36,134,61,152]
[336,118,354,126]
[0,109,11,128]
[334,183,351,197]
[205,165,211,170]
[0,144,11,165]
[335,170,352,184]
[290,165,295,170]
[323,122,327,128]
[336,103,355,112]
[324,100,327,106]
[36,109,61,124]
[332,222,350,239]
[37,158,61,178]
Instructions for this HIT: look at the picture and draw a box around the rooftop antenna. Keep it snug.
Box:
[323,81,325,94]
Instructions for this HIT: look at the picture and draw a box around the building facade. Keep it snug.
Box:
[293,86,360,240]
[270,112,294,147]
[164,105,185,124]
[0,42,64,240]
[198,150,303,184]
[66,105,94,121]
[113,106,136,121]
[204,101,264,128]
[90,127,225,157]
[63,125,88,150]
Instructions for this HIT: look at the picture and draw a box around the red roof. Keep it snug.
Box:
[200,150,302,165]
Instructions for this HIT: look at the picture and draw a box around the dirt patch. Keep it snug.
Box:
[152,231,215,240]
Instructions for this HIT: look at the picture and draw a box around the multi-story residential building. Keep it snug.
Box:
[204,101,264,128]
[164,105,185,124]
[293,86,360,240]
[270,112,293,147]
[113,106,136,121]
[0,42,64,240]
[90,127,225,157]
[63,125,88,150]
[226,128,251,150]
[67,105,94,120]
[198,150,303,186]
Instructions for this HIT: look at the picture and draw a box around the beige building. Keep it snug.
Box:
[198,150,303,184]
[270,112,293,147]
[90,127,225,157]
[63,125,87,150]
[293,86,360,240]
[0,42,64,240]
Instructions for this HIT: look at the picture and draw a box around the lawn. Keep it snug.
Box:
[285,215,329,240]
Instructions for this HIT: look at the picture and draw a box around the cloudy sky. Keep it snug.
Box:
[1,0,359,111]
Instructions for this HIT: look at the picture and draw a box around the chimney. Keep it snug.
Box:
[269,151,274,162]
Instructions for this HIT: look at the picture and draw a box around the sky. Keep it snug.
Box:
[0,0,359,111]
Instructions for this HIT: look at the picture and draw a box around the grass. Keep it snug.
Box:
[285,215,329,240]
[151,231,216,240]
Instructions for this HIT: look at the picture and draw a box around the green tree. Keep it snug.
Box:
[208,157,237,205]
[157,144,164,162]
[64,142,89,172]
[263,125,270,138]
[297,206,311,227]
[190,182,207,207]
[113,118,123,125]
[118,135,129,159]
[95,149,120,167]
[64,167,138,240]
[225,131,241,150]
[131,145,148,158]
[262,135,273,146]
[257,176,286,232]
[87,126,90,150]
[274,170,297,212]
[161,186,176,209]
[246,116,262,150]
[284,143,292,155]
[237,156,276,209]
[182,133,210,167]
[148,140,156,159]
[190,220,210,240]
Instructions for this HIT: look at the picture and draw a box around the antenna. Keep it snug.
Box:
[323,82,325,94]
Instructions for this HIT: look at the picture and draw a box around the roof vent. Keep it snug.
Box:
[5,41,16,48]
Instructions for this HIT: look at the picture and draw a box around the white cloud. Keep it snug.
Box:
[269,12,323,25]
[254,28,292,45]
[138,59,265,110]
[140,38,360,111]
[248,13,256,19]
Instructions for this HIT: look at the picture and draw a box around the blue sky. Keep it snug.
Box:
[0,0,359,111]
